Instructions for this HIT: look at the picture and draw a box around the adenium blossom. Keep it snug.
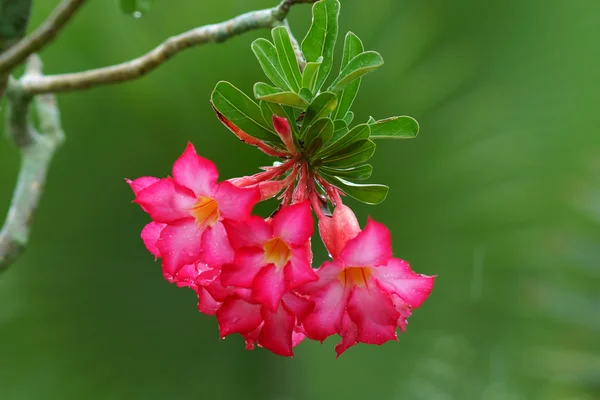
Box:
[301,204,435,356]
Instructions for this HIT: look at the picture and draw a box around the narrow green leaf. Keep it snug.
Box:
[299,92,337,138]
[326,120,348,145]
[299,88,313,103]
[320,173,388,205]
[251,38,290,91]
[330,51,384,92]
[254,82,308,109]
[272,26,303,92]
[260,101,299,137]
[343,111,354,126]
[301,0,340,92]
[304,118,334,153]
[302,56,323,94]
[211,81,276,141]
[322,139,376,168]
[120,0,153,16]
[319,164,373,180]
[319,123,370,157]
[367,116,376,124]
[369,116,419,139]
[333,32,364,119]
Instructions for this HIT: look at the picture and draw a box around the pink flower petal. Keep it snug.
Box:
[216,297,262,337]
[346,282,399,345]
[285,245,318,288]
[372,258,435,308]
[302,263,349,341]
[135,178,197,223]
[222,216,272,250]
[214,181,259,221]
[197,287,221,316]
[172,142,218,197]
[141,221,165,259]
[340,218,392,267]
[201,221,234,267]
[126,176,160,196]
[292,329,306,348]
[271,201,314,245]
[221,247,266,288]
[252,265,286,311]
[298,260,341,294]
[335,312,359,357]
[259,303,295,357]
[156,219,205,279]
[282,292,314,322]
[318,204,361,259]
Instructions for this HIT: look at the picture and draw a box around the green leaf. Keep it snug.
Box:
[343,111,354,126]
[304,118,334,154]
[120,0,153,16]
[299,88,313,103]
[272,26,303,92]
[254,82,308,109]
[329,51,384,92]
[367,115,376,124]
[259,101,299,138]
[302,56,323,94]
[369,116,419,139]
[333,32,364,120]
[301,0,340,92]
[0,0,32,52]
[320,174,388,205]
[251,38,290,91]
[319,123,370,157]
[322,139,376,168]
[319,164,373,180]
[211,81,277,142]
[300,92,338,138]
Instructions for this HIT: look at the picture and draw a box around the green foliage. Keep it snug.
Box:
[0,0,32,51]
[211,0,418,205]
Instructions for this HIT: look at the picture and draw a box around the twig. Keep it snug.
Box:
[0,0,87,74]
[0,55,64,272]
[21,0,316,95]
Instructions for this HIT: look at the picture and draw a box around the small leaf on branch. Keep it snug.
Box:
[299,91,337,138]
[252,38,290,91]
[319,122,370,157]
[320,173,389,205]
[302,56,322,95]
[369,116,419,139]
[333,32,364,120]
[272,26,302,93]
[304,118,334,153]
[343,111,354,125]
[329,51,384,92]
[319,164,373,180]
[322,139,375,168]
[301,0,340,93]
[260,100,299,137]
[254,82,308,109]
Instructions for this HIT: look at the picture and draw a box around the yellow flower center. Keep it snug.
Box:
[339,267,372,288]
[189,196,220,228]
[263,237,292,269]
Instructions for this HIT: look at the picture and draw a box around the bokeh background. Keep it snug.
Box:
[1,0,599,399]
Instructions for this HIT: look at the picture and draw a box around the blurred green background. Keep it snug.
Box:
[1,0,599,399]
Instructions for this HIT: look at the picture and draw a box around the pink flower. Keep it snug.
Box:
[127,143,260,282]
[301,205,435,356]
[221,201,318,310]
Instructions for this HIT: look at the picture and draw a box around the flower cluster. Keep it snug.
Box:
[128,115,434,357]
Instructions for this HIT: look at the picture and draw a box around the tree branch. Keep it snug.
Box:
[21,0,316,95]
[0,0,87,74]
[0,55,64,272]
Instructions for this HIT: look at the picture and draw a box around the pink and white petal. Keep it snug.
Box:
[172,142,218,197]
[292,329,306,348]
[335,312,359,357]
[197,287,221,316]
[282,292,314,322]
[200,221,234,267]
[285,245,318,288]
[346,283,399,345]
[340,218,392,267]
[302,279,349,342]
[214,181,260,221]
[222,216,271,250]
[141,221,165,259]
[173,263,202,289]
[318,204,361,259]
[157,219,205,279]
[216,296,263,337]
[126,176,160,196]
[259,304,295,357]
[390,293,413,332]
[135,178,197,223]
[271,201,313,245]
[242,325,262,350]
[297,260,343,294]
[372,258,435,308]
[252,265,286,311]
[220,247,266,288]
